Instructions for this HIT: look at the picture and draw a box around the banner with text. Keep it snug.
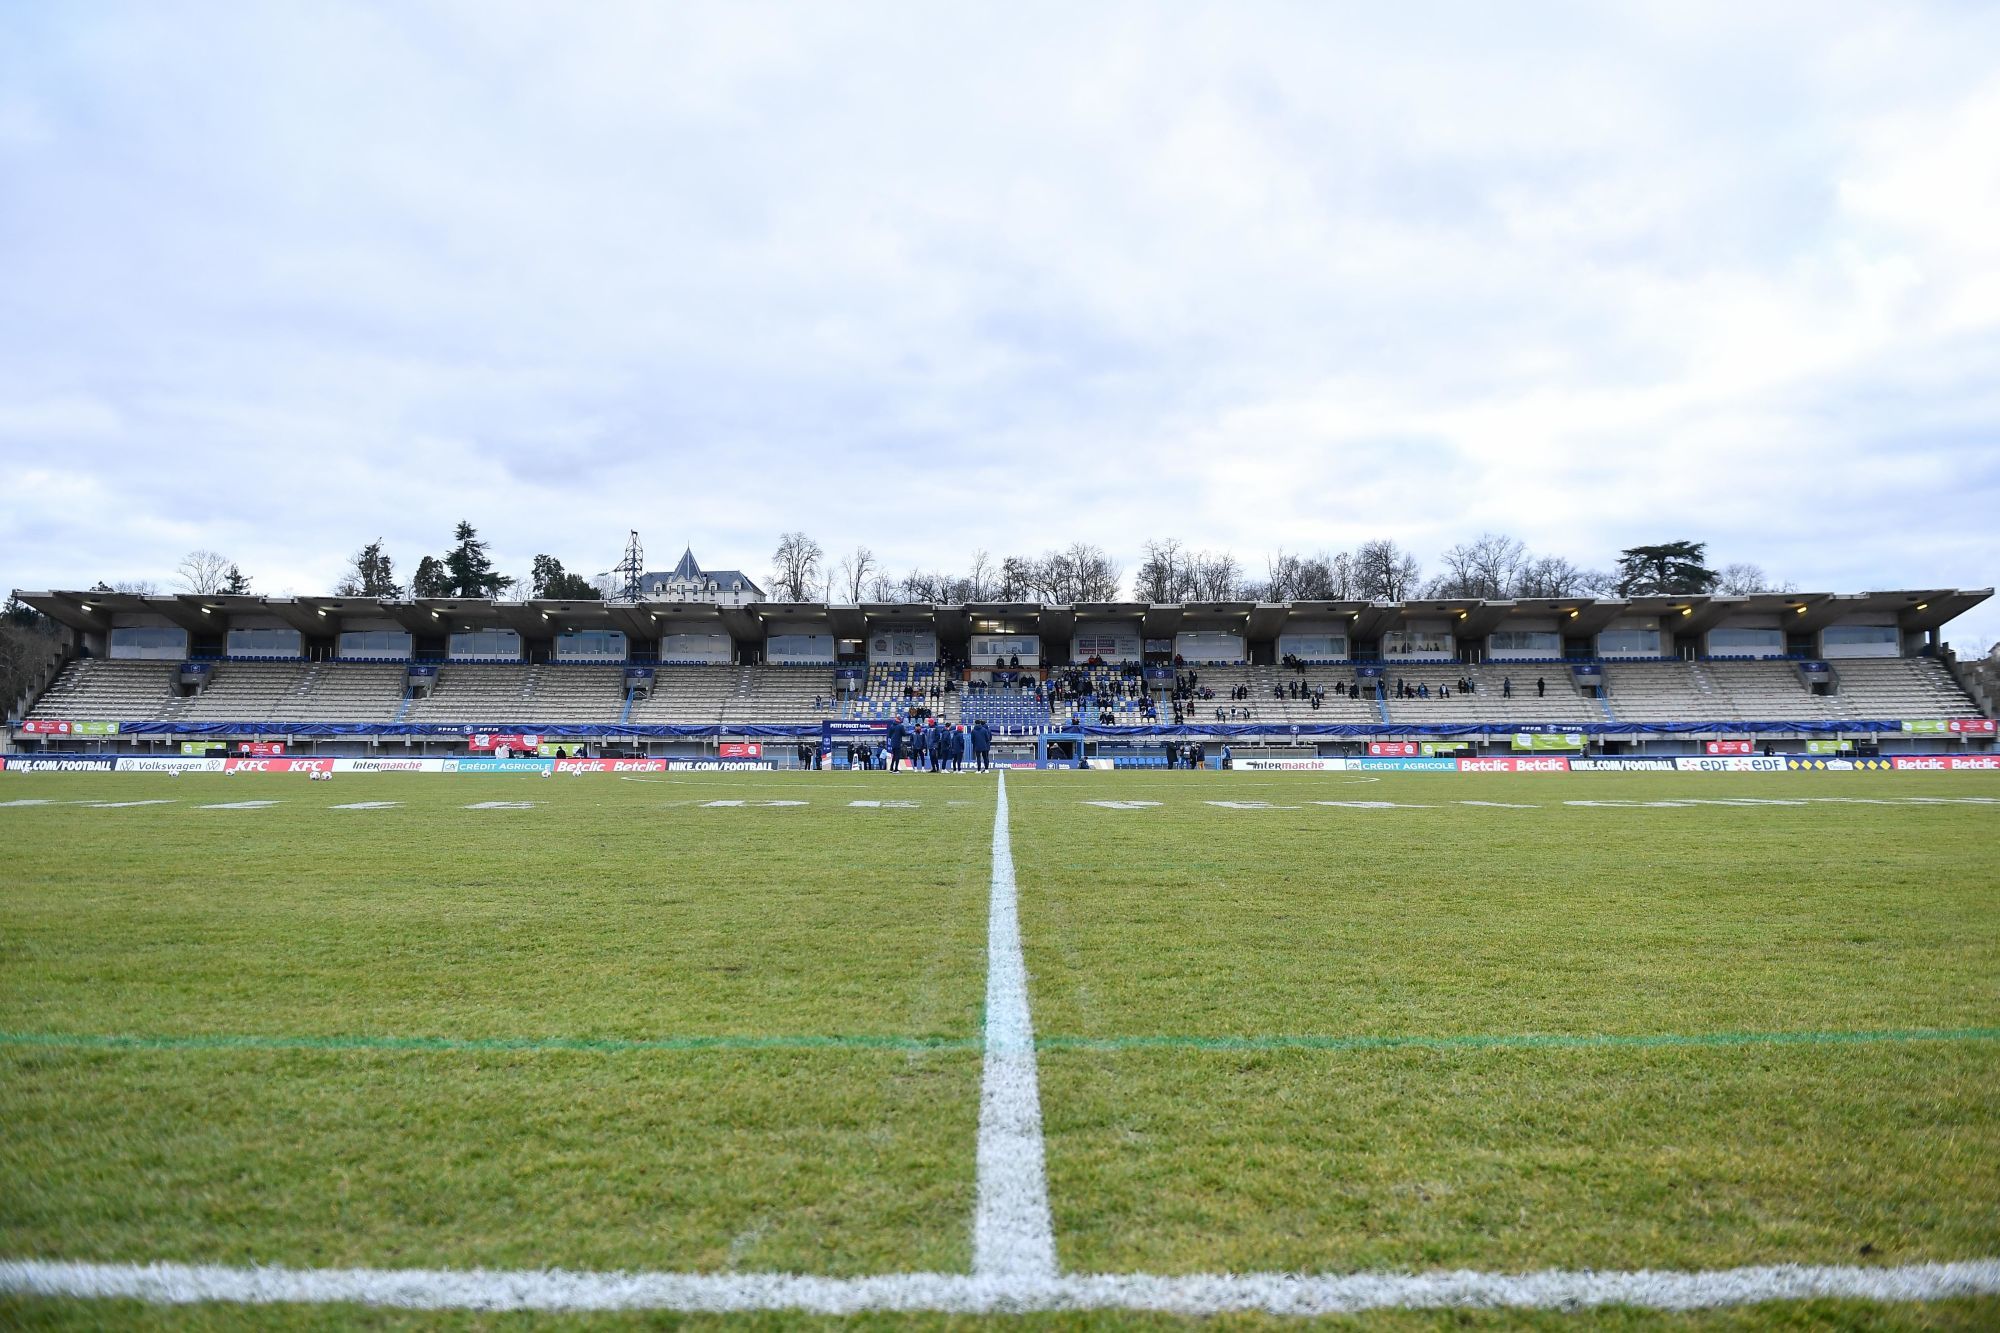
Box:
[1891,755,2000,771]
[1513,733,1585,751]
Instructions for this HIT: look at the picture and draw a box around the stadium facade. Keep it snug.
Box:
[6,586,1995,764]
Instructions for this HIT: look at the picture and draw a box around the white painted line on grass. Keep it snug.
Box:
[1082,800,1160,810]
[465,801,537,810]
[5,1258,1996,1314]
[330,802,402,810]
[197,801,279,810]
[974,772,1057,1282]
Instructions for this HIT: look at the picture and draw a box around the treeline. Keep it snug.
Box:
[70,528,1792,611]
[775,533,1124,604]
[779,533,1792,604]
[342,524,603,600]
[80,523,606,604]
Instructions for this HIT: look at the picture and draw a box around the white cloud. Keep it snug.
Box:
[0,2,1996,647]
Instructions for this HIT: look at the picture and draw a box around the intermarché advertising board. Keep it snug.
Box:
[1233,758,1352,772]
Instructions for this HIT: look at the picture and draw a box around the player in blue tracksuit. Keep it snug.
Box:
[971,719,992,772]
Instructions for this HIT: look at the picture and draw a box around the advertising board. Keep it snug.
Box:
[120,757,227,773]
[1512,733,1585,751]
[1704,741,1755,755]
[1458,756,1571,773]
[1357,757,1459,771]
[1674,756,1789,773]
[664,759,776,771]
[469,733,543,754]
[19,720,72,735]
[1233,758,1352,772]
[337,758,448,773]
[1368,742,1419,757]
[443,758,555,773]
[719,743,763,758]
[223,758,335,774]
[553,758,670,774]
[1890,755,2000,771]
[6,755,118,771]
[1947,719,1997,735]
[1569,757,1677,771]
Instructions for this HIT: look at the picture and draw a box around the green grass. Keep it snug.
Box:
[1,771,989,1276]
[1010,770,2000,1278]
[2,765,1997,1326]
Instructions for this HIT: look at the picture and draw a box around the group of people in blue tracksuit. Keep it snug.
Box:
[879,716,993,772]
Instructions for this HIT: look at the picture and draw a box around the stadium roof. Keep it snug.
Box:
[12,588,1992,641]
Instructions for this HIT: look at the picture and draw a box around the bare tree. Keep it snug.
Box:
[1427,533,1527,599]
[964,550,994,601]
[1135,539,1188,603]
[1515,555,1615,599]
[1351,539,1422,600]
[835,546,878,603]
[1715,561,1796,595]
[864,571,896,601]
[174,549,233,595]
[896,569,952,602]
[1065,543,1123,601]
[1020,554,1064,603]
[769,531,824,602]
[1187,550,1244,601]
[996,555,1034,601]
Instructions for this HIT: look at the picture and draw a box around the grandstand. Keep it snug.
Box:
[5,587,1993,758]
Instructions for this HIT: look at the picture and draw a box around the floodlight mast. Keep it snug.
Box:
[614,531,644,603]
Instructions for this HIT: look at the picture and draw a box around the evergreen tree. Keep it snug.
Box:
[336,540,402,597]
[411,555,452,597]
[531,554,601,600]
[221,564,252,595]
[443,522,513,598]
[1615,541,1720,596]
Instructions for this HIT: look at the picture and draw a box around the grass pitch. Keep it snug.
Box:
[2,765,1997,1328]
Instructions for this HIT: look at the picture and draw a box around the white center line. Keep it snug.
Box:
[973,772,1057,1281]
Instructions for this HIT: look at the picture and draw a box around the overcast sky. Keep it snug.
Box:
[3,2,1997,648]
